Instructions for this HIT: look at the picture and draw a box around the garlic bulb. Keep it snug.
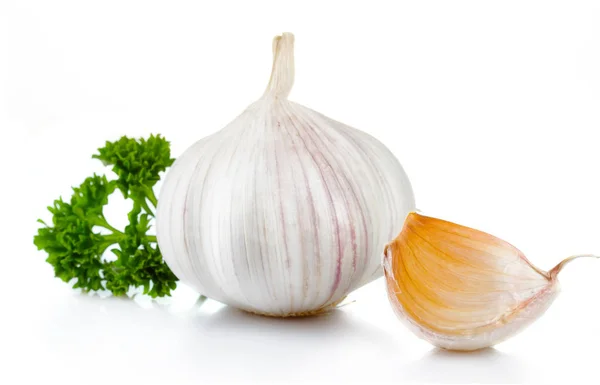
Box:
[383,212,599,351]
[156,33,415,316]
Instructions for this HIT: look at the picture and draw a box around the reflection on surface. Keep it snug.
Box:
[33,292,532,384]
[196,303,399,350]
[37,293,405,384]
[186,306,403,382]
[401,347,529,384]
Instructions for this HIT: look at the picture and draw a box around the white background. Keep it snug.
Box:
[2,1,600,384]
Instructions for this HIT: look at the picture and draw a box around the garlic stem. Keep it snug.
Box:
[263,32,295,99]
[549,254,600,278]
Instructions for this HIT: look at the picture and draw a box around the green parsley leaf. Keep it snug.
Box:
[33,135,178,298]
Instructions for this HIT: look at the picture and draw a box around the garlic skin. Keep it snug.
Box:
[383,212,598,351]
[156,33,415,316]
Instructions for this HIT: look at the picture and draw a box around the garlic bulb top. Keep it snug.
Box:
[156,33,415,316]
[384,212,599,351]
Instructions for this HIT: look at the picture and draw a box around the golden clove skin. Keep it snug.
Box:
[383,212,597,351]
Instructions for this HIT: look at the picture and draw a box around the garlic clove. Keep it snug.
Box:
[383,212,598,351]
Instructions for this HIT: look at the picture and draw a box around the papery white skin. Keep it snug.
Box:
[156,33,415,316]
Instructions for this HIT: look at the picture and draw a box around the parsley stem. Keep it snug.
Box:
[96,217,124,235]
[139,199,155,217]
[102,233,125,243]
[144,186,158,208]
[146,235,157,243]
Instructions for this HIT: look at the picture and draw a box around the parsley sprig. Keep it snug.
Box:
[33,134,178,298]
